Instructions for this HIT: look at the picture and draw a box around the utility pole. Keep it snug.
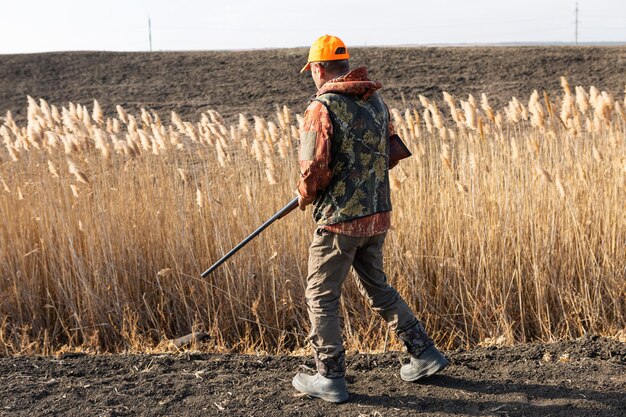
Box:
[148,17,153,52]
[575,2,579,45]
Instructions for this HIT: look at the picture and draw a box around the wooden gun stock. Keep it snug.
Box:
[389,134,412,164]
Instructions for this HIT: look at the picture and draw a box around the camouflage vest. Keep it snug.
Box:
[312,92,392,225]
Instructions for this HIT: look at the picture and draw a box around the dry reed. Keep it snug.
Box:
[0,79,624,355]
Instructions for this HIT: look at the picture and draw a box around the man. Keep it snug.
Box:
[292,34,449,403]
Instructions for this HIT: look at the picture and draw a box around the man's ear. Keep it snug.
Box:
[312,62,324,77]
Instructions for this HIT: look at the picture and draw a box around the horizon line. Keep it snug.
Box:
[1,40,625,55]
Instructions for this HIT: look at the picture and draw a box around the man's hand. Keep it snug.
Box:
[297,193,308,211]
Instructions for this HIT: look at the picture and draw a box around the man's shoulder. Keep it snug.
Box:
[303,100,331,125]
[316,91,384,105]
[305,99,329,114]
[315,92,348,103]
[315,92,386,118]
[314,92,357,112]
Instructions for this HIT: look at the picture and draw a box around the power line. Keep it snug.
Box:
[148,17,153,52]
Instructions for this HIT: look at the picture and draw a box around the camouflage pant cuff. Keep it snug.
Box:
[397,321,434,359]
[314,351,346,379]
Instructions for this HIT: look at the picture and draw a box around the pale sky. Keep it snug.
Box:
[0,0,624,53]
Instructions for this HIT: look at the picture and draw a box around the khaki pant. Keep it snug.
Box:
[306,227,421,360]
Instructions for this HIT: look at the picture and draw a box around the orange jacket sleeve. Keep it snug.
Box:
[297,100,333,206]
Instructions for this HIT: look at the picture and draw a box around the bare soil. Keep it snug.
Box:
[0,336,624,417]
[1,47,625,123]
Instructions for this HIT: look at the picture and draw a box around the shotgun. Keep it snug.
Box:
[200,134,411,278]
[200,196,299,278]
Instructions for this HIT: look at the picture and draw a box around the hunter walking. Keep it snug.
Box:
[292,34,449,403]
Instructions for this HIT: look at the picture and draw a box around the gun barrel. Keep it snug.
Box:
[200,196,299,278]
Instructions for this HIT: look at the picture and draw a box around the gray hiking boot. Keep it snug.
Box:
[400,345,449,382]
[292,372,349,403]
[292,352,349,403]
[397,321,448,382]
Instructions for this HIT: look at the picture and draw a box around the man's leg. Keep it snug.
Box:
[292,228,360,402]
[351,232,420,332]
[351,232,448,381]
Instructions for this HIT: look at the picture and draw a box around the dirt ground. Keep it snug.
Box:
[1,47,625,123]
[0,336,623,417]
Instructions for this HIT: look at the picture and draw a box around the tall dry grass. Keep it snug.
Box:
[0,78,624,355]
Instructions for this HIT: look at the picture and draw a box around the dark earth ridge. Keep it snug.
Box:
[1,47,625,124]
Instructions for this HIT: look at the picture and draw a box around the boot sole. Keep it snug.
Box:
[292,376,349,403]
[400,357,449,382]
